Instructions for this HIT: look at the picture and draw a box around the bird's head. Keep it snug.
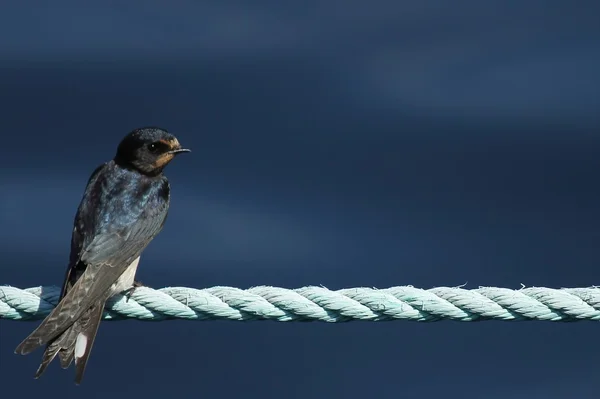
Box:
[114,127,190,175]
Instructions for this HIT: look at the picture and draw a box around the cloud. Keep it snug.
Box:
[1,2,598,124]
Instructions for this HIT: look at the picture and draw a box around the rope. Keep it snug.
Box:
[0,285,598,322]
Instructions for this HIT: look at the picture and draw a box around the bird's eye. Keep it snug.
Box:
[147,142,162,153]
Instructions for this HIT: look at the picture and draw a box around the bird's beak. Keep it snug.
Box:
[169,148,191,155]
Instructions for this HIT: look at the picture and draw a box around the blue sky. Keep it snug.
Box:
[0,2,598,398]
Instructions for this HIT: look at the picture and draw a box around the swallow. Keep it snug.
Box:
[15,127,190,384]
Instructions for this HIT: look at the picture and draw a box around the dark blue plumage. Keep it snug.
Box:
[15,127,189,384]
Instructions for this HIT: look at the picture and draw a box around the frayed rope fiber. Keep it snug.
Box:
[1,285,598,322]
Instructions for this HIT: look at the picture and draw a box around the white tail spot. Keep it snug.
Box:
[75,333,88,360]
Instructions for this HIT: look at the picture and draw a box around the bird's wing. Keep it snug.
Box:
[15,181,169,354]
[60,163,106,300]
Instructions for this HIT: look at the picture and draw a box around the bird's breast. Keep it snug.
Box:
[93,166,169,231]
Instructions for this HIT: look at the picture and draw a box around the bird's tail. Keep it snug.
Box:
[32,302,105,384]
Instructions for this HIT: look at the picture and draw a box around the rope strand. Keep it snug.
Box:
[1,285,598,322]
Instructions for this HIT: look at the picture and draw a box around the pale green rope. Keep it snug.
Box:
[0,285,598,322]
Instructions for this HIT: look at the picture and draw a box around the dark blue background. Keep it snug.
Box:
[1,2,598,398]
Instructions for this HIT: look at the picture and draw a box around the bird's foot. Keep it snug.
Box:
[124,280,145,302]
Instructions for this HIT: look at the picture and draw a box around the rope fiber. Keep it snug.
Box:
[0,285,598,322]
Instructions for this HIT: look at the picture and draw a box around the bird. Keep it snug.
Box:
[14,127,190,384]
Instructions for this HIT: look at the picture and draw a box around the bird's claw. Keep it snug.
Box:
[124,280,145,302]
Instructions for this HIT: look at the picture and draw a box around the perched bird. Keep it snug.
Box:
[15,127,190,384]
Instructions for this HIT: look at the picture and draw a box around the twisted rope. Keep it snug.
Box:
[0,285,598,322]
